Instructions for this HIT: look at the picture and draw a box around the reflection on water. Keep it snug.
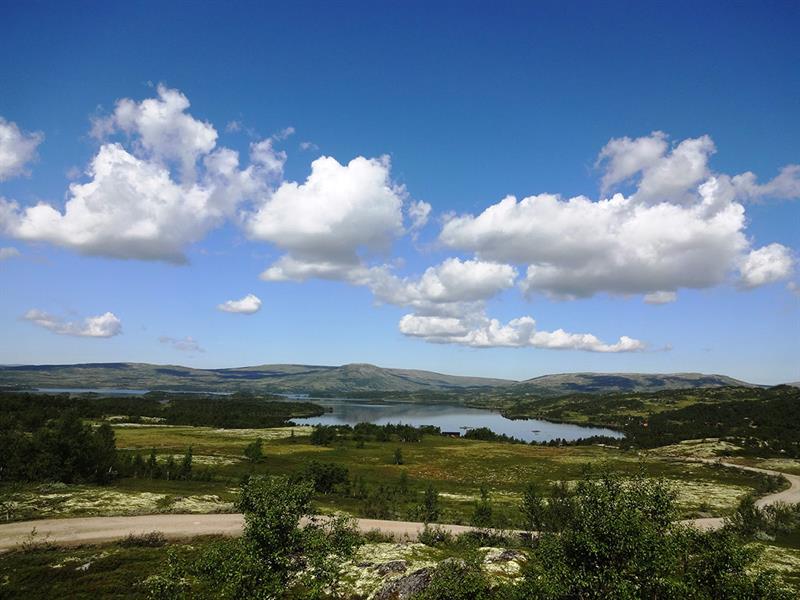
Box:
[293,398,623,443]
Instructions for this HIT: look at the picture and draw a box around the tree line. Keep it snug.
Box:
[0,390,323,430]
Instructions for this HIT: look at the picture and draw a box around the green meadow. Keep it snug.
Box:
[0,423,779,527]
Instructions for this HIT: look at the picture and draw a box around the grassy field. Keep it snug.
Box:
[1,423,797,598]
[0,536,221,599]
[0,424,780,527]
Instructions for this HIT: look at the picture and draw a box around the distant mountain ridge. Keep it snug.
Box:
[0,362,765,395]
[512,372,759,396]
[0,362,512,393]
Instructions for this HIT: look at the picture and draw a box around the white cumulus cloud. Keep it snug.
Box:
[0,117,43,181]
[738,244,794,289]
[398,313,644,352]
[367,258,517,310]
[250,155,407,280]
[596,130,669,193]
[23,309,122,337]
[731,165,800,202]
[217,293,262,314]
[1,87,281,263]
[92,85,217,182]
[441,132,796,300]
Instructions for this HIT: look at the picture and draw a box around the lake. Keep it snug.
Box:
[292,398,623,443]
[34,387,623,443]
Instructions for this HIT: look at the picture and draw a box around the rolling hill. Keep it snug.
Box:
[0,362,513,394]
[0,363,760,396]
[511,372,757,396]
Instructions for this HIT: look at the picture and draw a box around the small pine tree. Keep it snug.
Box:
[471,486,493,528]
[147,448,161,479]
[164,455,177,481]
[520,481,546,532]
[179,446,193,480]
[244,438,263,463]
[393,447,404,465]
[398,470,410,496]
[133,451,146,478]
[420,484,440,524]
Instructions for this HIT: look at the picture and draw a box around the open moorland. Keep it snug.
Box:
[1,383,798,598]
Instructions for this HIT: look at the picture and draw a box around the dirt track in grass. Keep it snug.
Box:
[1,462,796,553]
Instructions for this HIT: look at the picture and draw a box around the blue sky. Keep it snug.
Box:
[0,0,798,383]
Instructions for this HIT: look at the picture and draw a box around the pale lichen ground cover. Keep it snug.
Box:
[737,458,800,476]
[672,480,751,513]
[759,544,800,575]
[648,438,744,459]
[338,542,527,599]
[161,454,242,467]
[4,485,234,520]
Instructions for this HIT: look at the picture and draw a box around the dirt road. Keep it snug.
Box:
[677,460,800,531]
[0,514,483,553]
[1,462,796,553]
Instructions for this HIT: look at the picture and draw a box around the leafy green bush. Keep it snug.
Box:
[144,475,361,599]
[514,471,791,599]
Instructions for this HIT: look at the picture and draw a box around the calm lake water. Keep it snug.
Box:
[292,398,623,443]
[34,388,622,443]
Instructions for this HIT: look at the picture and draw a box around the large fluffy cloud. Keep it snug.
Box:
[92,85,217,182]
[0,117,43,181]
[250,155,406,280]
[1,87,280,263]
[23,309,121,337]
[441,132,796,299]
[3,144,229,262]
[368,258,517,309]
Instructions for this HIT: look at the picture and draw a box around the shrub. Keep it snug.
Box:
[301,461,349,494]
[418,524,453,547]
[119,531,167,548]
[418,556,496,600]
[145,475,361,599]
[516,471,790,599]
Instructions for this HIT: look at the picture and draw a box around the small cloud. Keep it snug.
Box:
[644,291,677,305]
[0,117,43,181]
[225,120,242,133]
[738,243,794,289]
[23,309,122,337]
[299,141,319,152]
[273,126,295,141]
[217,293,262,314]
[0,247,20,261]
[407,200,432,235]
[158,335,205,353]
[788,281,800,297]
